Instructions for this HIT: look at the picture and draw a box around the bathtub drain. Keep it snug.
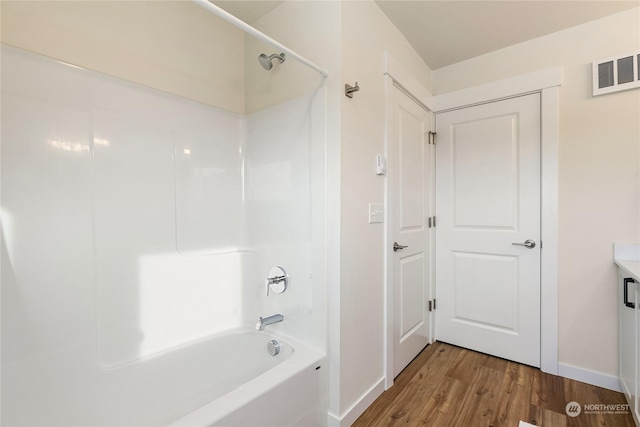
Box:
[267,339,281,356]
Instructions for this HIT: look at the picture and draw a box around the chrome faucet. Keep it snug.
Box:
[255,314,284,331]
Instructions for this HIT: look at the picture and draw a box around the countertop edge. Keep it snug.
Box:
[615,259,640,282]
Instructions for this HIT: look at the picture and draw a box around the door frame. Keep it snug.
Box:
[383,54,562,388]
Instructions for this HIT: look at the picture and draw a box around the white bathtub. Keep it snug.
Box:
[168,329,327,427]
[2,328,326,426]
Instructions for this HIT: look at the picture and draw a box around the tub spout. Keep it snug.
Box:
[255,314,284,331]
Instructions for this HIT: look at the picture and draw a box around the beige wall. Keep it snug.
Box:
[433,8,640,377]
[338,0,431,419]
[1,0,245,113]
[247,1,339,114]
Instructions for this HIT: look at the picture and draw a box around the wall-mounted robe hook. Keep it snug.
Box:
[345,82,360,98]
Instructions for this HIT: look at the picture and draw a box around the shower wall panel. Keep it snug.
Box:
[1,48,95,369]
[1,45,247,371]
[242,91,324,346]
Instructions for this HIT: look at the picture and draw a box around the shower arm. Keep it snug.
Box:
[268,53,285,64]
[191,0,329,78]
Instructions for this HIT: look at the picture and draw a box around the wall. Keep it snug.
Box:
[0,0,245,113]
[433,8,640,380]
[336,1,432,423]
[245,0,332,115]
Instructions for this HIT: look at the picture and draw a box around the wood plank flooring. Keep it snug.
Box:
[353,342,635,427]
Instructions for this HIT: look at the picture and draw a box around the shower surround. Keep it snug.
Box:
[1,37,327,425]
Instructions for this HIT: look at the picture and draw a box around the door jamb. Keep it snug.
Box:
[383,56,562,389]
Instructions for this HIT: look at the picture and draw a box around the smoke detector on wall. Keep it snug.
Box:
[592,50,640,96]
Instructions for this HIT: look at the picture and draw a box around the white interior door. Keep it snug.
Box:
[389,85,433,377]
[435,93,541,367]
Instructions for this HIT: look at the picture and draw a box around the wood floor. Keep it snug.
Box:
[353,342,635,427]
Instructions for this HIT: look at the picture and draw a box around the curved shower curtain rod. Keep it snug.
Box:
[191,0,330,78]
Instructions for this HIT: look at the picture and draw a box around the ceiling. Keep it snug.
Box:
[213,0,640,70]
[376,1,639,69]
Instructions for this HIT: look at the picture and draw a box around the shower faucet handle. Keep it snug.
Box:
[265,266,289,296]
[266,275,286,285]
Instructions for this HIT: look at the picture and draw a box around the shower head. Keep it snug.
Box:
[258,53,286,71]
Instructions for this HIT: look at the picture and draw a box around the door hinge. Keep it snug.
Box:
[428,299,437,311]
[428,216,436,228]
[428,131,437,145]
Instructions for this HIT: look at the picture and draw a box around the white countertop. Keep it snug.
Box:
[614,244,640,281]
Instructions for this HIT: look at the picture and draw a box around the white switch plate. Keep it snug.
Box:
[369,203,384,224]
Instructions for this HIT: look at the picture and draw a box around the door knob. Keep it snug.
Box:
[512,239,536,249]
[393,242,408,252]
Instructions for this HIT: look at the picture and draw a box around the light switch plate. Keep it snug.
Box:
[369,203,384,224]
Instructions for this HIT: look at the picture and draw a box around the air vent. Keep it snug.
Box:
[592,50,640,96]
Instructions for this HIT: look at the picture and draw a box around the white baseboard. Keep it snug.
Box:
[327,378,385,427]
[558,363,622,392]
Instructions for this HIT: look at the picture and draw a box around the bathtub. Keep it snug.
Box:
[2,328,326,426]
[168,329,327,426]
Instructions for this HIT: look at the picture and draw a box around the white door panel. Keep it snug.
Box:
[453,252,518,331]
[453,114,519,228]
[436,93,541,367]
[390,85,433,377]
[398,253,426,338]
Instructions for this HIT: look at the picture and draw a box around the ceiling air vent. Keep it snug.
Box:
[592,50,640,96]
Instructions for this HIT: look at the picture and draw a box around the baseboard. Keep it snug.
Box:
[327,378,385,427]
[558,363,622,392]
